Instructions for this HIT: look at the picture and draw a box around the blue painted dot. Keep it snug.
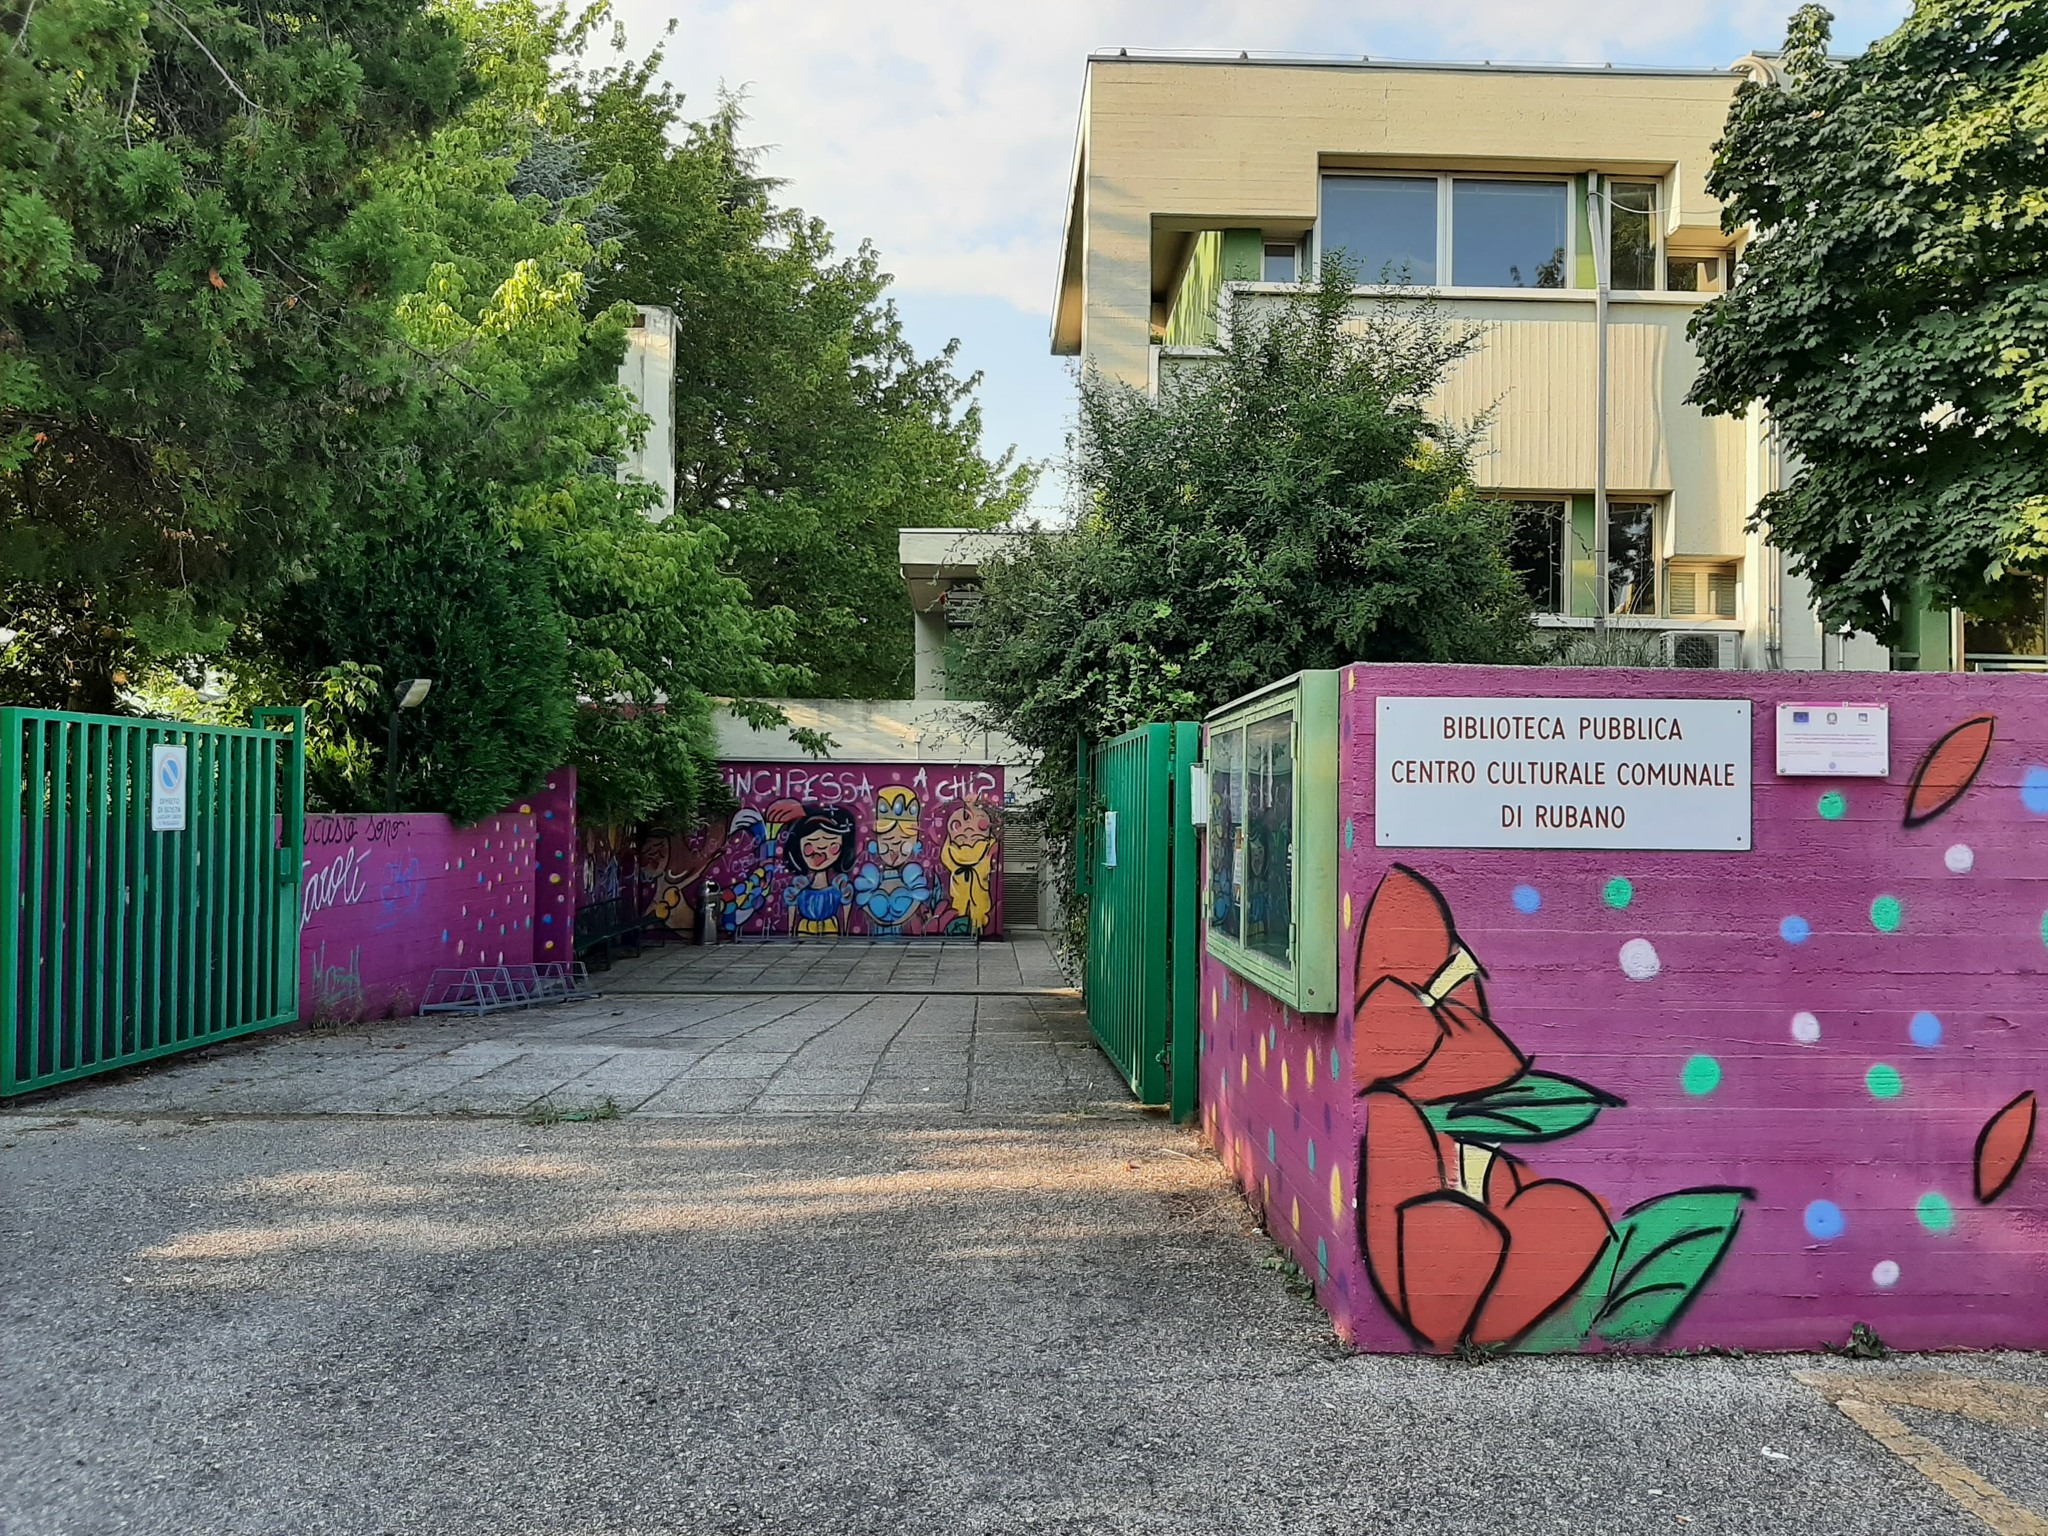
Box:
[541,914,553,926]
[1307,1139,1318,1172]
[1317,1237,1330,1282]
[1269,1024,1278,1048]
[1780,915,1812,945]
[1266,1128,1277,1162]
[1909,1010,1943,1048]
[543,810,556,820]
[1804,1200,1846,1241]
[440,930,449,943]
[2024,766,2048,815]
[1512,884,1542,914]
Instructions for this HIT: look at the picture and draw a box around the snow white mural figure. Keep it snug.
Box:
[853,785,933,938]
[782,805,858,937]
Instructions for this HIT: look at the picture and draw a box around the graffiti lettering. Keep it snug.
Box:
[373,857,427,931]
[302,847,371,923]
[304,816,408,848]
[309,940,365,1013]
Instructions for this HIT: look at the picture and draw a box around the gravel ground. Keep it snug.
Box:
[6,1106,2044,1536]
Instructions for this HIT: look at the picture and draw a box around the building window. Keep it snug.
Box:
[1262,241,1299,283]
[1667,559,1739,618]
[1607,182,1659,291]
[1452,180,1568,289]
[1666,255,1721,293]
[1963,573,2048,670]
[1319,175,1438,284]
[1506,498,1568,613]
[1606,501,1658,615]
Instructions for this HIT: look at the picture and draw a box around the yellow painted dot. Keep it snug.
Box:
[519,804,532,814]
[1281,1060,1291,1094]
[1343,892,1353,930]
[1347,669,1356,691]
[1258,1035,1268,1070]
[1291,1196,1301,1232]
[1330,1166,1344,1221]
[1306,1050,1316,1088]
[549,873,561,884]
[1241,1054,1248,1086]
[1210,988,1218,1022]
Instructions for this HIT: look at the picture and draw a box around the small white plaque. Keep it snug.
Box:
[1375,696,1753,851]
[1102,810,1118,868]
[1775,703,1889,778]
[1186,766,1210,826]
[150,744,188,832]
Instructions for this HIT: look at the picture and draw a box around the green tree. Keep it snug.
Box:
[567,58,1031,697]
[1689,0,2048,639]
[0,0,467,710]
[957,272,1532,924]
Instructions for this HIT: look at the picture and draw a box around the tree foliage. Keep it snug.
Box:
[1690,0,2048,639]
[567,60,1031,697]
[957,273,1533,923]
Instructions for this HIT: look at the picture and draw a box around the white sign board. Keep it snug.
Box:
[1102,810,1118,868]
[1375,696,1752,851]
[149,744,188,832]
[1775,703,1889,778]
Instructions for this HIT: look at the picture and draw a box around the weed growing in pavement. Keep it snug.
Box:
[1451,1338,1505,1367]
[520,1096,621,1126]
[1258,1249,1317,1302]
[1825,1322,1889,1360]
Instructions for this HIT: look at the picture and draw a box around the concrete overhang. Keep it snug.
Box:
[898,528,1030,614]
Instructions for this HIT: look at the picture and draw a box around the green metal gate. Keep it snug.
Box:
[2,707,306,1096]
[1079,721,1201,1120]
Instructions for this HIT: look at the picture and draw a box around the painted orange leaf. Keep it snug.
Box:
[1975,1091,2037,1204]
[1903,714,1996,827]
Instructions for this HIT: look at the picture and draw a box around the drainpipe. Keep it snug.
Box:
[1589,172,1612,643]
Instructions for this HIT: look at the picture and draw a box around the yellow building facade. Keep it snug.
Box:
[1051,53,1890,671]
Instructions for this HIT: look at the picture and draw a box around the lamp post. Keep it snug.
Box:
[386,677,432,812]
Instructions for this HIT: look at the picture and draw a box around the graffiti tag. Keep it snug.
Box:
[374,857,427,931]
[302,846,371,923]
[309,940,365,1012]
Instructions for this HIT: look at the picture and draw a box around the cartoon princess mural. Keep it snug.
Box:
[639,821,727,936]
[782,805,858,937]
[940,797,999,937]
[853,785,934,937]
[717,809,773,936]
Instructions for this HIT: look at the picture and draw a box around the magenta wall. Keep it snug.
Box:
[1204,665,2047,1353]
[633,762,1005,940]
[297,770,576,1019]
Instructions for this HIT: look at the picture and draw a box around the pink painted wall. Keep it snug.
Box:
[634,762,1005,940]
[297,769,576,1019]
[1204,665,2047,1353]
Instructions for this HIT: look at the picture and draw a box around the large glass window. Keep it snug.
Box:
[1608,182,1658,291]
[1262,241,1298,283]
[1607,501,1658,615]
[1964,573,2048,668]
[1320,176,1438,285]
[1452,180,1568,289]
[1208,726,1243,937]
[1243,714,1294,966]
[1506,499,1568,613]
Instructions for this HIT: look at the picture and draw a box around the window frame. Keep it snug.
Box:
[1203,669,1341,1013]
[1603,498,1664,617]
[1318,170,1581,294]
[1603,179,1663,293]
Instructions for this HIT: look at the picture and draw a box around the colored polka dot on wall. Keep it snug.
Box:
[1305,1050,1316,1089]
[1619,938,1661,981]
[1780,915,1812,945]
[1681,1055,1722,1095]
[1344,819,1355,850]
[1870,895,1904,933]
[1330,1047,1341,1081]
[1329,1166,1344,1221]
[1343,892,1353,931]
[1603,876,1634,910]
[1945,844,1975,874]
[1866,1062,1904,1099]
[1872,1260,1901,1289]
[1512,884,1542,914]
[2023,766,2048,815]
[1791,1011,1822,1045]
[1281,1059,1291,1094]
[1917,1192,1956,1234]
[1817,791,1847,821]
[1267,1128,1276,1162]
[1306,1138,1317,1172]
[1909,1011,1942,1048]
[1805,1200,1846,1241]
[1316,1237,1330,1283]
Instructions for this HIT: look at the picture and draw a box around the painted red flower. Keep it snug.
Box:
[1353,864,1526,1102]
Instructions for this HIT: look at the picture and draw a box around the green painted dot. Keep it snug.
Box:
[1330,1047,1341,1080]
[1817,791,1847,820]
[1344,819,1355,849]
[1681,1054,1722,1095]
[2040,911,2048,949]
[1866,1062,1904,1099]
[1916,1191,1955,1234]
[1870,895,1903,933]
[1603,876,1635,910]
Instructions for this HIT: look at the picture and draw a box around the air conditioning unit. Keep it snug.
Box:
[1662,629,1743,669]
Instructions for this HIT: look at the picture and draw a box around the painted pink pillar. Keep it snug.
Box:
[1203,665,2048,1353]
[530,767,578,963]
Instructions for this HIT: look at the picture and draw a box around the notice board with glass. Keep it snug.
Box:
[1204,670,1340,1013]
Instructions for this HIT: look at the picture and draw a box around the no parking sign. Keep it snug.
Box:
[150,743,188,832]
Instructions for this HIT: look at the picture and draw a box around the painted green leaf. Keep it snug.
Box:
[1589,1189,1751,1344]
[1421,1071,1624,1143]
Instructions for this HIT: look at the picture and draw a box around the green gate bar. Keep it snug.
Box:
[1,707,305,1097]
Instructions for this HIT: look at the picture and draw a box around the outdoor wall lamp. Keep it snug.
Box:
[387,677,433,812]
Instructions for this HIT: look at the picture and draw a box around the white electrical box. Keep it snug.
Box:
[1776,703,1890,777]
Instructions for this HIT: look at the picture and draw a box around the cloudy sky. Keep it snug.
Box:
[611,1,1911,515]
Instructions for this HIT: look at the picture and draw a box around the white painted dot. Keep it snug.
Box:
[1791,1011,1822,1045]
[1944,843,1975,874]
[1619,939,1662,981]
[1872,1260,1901,1288]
